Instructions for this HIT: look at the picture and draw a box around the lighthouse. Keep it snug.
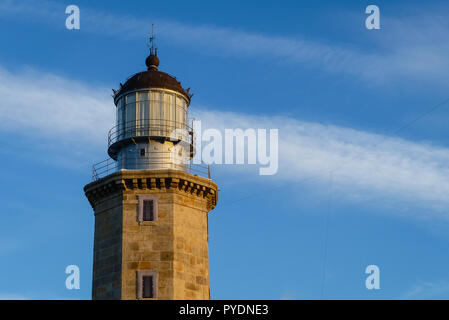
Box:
[84,40,218,300]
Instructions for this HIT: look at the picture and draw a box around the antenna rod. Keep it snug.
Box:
[149,24,155,55]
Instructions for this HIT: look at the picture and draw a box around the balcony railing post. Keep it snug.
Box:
[93,154,209,181]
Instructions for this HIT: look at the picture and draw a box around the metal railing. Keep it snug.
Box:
[108,119,193,148]
[91,153,210,181]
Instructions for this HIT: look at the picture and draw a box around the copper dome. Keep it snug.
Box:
[113,53,192,104]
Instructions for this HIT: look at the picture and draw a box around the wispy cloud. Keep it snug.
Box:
[0,66,113,145]
[0,293,29,300]
[401,280,449,299]
[196,109,449,217]
[2,0,449,83]
[0,65,113,170]
[1,65,449,218]
[0,293,75,300]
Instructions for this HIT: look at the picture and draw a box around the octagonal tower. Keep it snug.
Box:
[84,44,218,300]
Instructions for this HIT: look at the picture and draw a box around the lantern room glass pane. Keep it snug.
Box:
[117,98,123,126]
[149,90,162,136]
[163,93,175,130]
[176,96,186,129]
[136,91,149,136]
[126,92,136,104]
[125,93,136,137]
[137,91,148,102]
[117,98,125,140]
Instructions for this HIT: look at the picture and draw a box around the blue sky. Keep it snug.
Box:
[1,0,449,299]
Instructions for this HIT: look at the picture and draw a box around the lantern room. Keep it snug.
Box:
[106,50,194,172]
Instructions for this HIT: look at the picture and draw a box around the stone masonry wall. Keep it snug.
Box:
[85,170,218,300]
[172,192,210,299]
[121,187,210,299]
[91,192,123,299]
[121,189,175,299]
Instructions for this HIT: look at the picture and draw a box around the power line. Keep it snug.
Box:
[214,94,449,298]
[218,95,449,208]
[390,96,449,136]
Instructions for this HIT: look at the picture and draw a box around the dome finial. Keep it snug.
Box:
[146,24,159,70]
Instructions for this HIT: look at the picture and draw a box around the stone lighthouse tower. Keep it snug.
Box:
[84,41,218,300]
